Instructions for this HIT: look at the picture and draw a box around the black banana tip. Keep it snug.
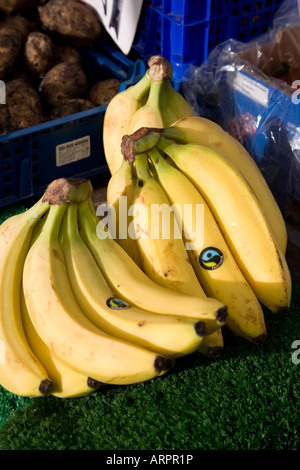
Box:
[39,379,53,396]
[275,306,290,314]
[207,346,224,359]
[252,334,267,345]
[216,306,228,324]
[194,321,207,337]
[154,356,175,373]
[87,377,101,389]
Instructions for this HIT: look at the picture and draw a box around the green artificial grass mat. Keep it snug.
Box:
[0,199,300,451]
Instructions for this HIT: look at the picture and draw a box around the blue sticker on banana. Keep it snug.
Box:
[199,247,224,270]
[107,297,131,310]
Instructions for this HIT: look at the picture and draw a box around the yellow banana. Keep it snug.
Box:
[198,328,224,359]
[131,153,205,297]
[106,158,143,268]
[23,179,174,385]
[0,197,53,397]
[78,198,228,334]
[20,286,101,398]
[131,153,226,355]
[163,116,287,254]
[20,210,101,398]
[127,76,166,134]
[162,80,194,124]
[103,71,151,175]
[62,202,208,358]
[153,137,291,314]
[148,148,267,343]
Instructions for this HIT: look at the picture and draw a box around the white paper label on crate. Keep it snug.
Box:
[56,136,91,167]
[81,0,143,55]
[233,73,269,107]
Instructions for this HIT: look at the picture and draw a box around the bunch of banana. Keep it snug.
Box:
[104,55,225,358]
[0,177,227,398]
[119,123,292,347]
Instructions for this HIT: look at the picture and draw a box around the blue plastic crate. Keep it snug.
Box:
[224,0,285,42]
[221,67,300,211]
[0,47,146,209]
[132,0,285,84]
[151,0,213,23]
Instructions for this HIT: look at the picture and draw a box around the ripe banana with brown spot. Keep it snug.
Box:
[106,158,143,268]
[0,197,53,397]
[130,152,206,298]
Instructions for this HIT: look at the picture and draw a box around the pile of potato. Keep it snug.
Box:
[0,0,122,135]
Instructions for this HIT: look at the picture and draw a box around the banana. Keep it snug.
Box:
[131,152,206,298]
[198,328,224,359]
[20,286,101,398]
[163,116,287,254]
[23,184,174,385]
[158,81,179,127]
[162,80,194,124]
[127,75,166,134]
[62,202,208,358]
[131,153,225,355]
[103,70,151,175]
[0,196,53,397]
[78,198,228,334]
[106,158,143,268]
[148,148,267,343]
[152,136,291,314]
[20,210,101,399]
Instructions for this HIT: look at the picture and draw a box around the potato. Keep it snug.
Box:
[24,31,56,77]
[0,25,23,80]
[6,78,43,131]
[38,0,102,46]
[47,98,94,120]
[88,78,121,107]
[39,61,88,108]
[0,1,46,13]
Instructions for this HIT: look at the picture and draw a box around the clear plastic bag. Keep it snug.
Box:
[182,0,300,219]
